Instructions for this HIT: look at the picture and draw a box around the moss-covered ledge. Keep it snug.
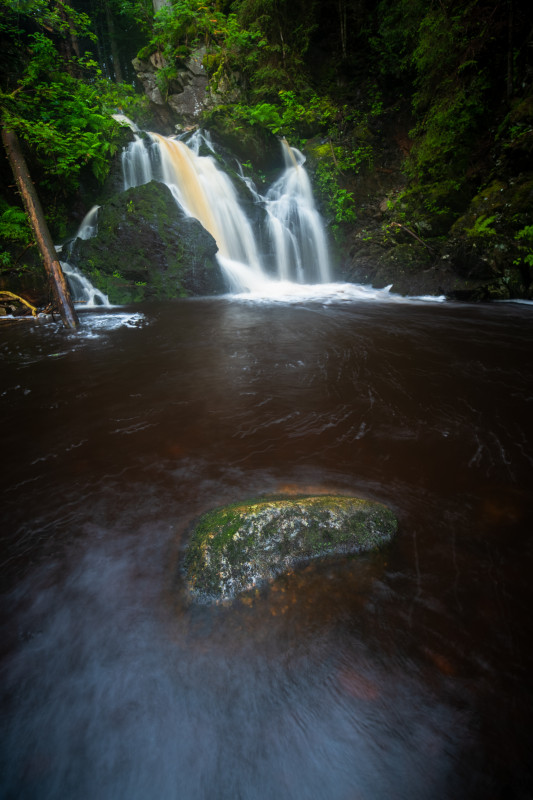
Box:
[183,495,398,602]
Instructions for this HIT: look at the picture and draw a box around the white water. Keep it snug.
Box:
[154,133,264,279]
[122,134,155,191]
[230,280,446,304]
[76,205,100,240]
[265,141,330,283]
[120,130,331,292]
[61,129,444,309]
[61,262,111,308]
[104,123,447,305]
[60,206,111,307]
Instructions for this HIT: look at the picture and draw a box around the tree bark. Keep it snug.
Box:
[1,127,79,328]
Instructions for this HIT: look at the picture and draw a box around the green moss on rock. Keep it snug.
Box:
[69,181,226,302]
[184,495,398,602]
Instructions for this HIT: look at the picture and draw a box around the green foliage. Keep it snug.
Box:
[153,0,225,50]
[144,0,228,94]
[116,0,154,34]
[141,3,268,98]
[0,0,95,41]
[140,0,318,103]
[408,78,488,182]
[514,225,533,268]
[371,0,507,202]
[465,214,497,237]
[93,78,151,127]
[231,0,315,90]
[314,159,356,233]
[516,225,533,242]
[0,200,33,274]
[371,0,427,77]
[246,102,283,131]
[227,90,336,143]
[405,4,490,182]
[0,203,32,244]
[0,250,13,272]
[0,16,135,195]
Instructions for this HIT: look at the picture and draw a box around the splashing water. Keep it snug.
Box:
[61,262,111,308]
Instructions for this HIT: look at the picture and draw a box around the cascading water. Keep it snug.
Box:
[76,204,100,240]
[61,206,111,307]
[265,140,330,284]
[122,134,155,191]
[61,262,111,307]
[154,133,264,286]
[120,129,332,292]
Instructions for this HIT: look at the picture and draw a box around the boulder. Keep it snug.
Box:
[184,495,398,602]
[69,180,226,302]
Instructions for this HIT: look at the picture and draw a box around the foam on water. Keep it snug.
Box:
[79,311,146,331]
[228,279,447,305]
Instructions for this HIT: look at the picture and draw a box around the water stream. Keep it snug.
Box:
[1,297,532,799]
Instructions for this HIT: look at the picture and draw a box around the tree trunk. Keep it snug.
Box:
[54,0,81,77]
[506,0,513,101]
[105,1,124,83]
[338,0,347,60]
[1,127,79,329]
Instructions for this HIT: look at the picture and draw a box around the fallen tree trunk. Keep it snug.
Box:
[1,126,79,329]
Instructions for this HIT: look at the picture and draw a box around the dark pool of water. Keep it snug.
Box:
[1,298,532,799]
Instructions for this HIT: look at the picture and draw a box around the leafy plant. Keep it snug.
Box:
[314,159,356,232]
[466,214,497,237]
[514,225,533,268]
[0,205,32,244]
[0,3,137,200]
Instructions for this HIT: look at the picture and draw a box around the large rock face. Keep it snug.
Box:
[69,180,226,302]
[184,495,398,602]
[132,47,212,130]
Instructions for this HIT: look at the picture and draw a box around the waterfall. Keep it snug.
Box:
[61,262,111,307]
[265,141,331,284]
[61,206,111,307]
[122,134,155,191]
[120,130,331,291]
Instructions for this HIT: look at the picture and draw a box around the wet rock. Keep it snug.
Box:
[184,495,398,602]
[133,47,213,130]
[69,180,226,302]
[131,56,165,106]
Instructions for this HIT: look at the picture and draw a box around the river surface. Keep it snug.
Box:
[1,296,532,799]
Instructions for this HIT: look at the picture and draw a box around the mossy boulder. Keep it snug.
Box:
[441,175,533,295]
[203,110,281,173]
[69,180,226,303]
[184,495,398,602]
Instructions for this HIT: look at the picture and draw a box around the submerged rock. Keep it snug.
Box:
[184,495,398,602]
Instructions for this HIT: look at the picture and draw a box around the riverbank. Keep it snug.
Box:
[305,100,533,302]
